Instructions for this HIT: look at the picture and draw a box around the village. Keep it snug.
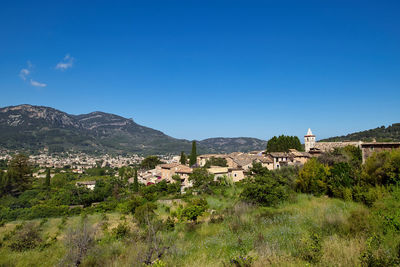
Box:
[4,128,396,193]
[136,129,400,191]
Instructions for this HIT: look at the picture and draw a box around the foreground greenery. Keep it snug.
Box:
[1,190,400,266]
[0,146,400,266]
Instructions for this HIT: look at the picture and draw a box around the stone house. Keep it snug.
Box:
[207,166,229,180]
[228,168,245,182]
[361,142,400,163]
[288,149,311,165]
[75,181,96,190]
[268,152,292,169]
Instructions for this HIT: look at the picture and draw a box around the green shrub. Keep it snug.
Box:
[117,197,144,214]
[134,202,157,226]
[241,174,290,206]
[163,217,175,231]
[28,204,69,219]
[8,222,42,251]
[296,158,330,196]
[347,207,373,235]
[360,234,399,266]
[112,223,130,239]
[364,186,388,207]
[180,198,208,222]
[296,232,322,263]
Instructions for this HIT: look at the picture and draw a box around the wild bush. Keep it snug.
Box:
[360,234,399,266]
[112,223,130,239]
[180,198,208,222]
[134,202,157,226]
[241,174,290,206]
[8,222,42,251]
[116,195,144,214]
[60,219,96,266]
[296,232,322,263]
[347,206,373,236]
[296,158,330,196]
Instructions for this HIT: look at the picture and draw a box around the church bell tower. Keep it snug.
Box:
[304,128,316,152]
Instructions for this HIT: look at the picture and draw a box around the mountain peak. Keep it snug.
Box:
[0,104,267,154]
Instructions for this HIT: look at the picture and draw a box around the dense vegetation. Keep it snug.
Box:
[322,123,400,142]
[266,135,303,152]
[1,146,400,266]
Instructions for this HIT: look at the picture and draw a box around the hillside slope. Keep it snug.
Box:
[321,123,400,142]
[0,104,267,154]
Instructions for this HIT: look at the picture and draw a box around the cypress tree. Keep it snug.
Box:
[45,168,51,189]
[189,141,197,166]
[133,168,139,192]
[180,151,187,165]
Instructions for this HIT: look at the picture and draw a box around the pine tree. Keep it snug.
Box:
[180,151,187,165]
[133,168,139,192]
[189,141,197,166]
[45,168,51,189]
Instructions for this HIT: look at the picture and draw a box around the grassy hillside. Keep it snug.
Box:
[0,192,394,267]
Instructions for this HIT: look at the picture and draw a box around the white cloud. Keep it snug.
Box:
[30,79,47,87]
[19,61,48,88]
[19,68,30,80]
[19,61,33,80]
[55,54,74,70]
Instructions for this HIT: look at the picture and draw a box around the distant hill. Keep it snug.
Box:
[198,137,267,154]
[0,104,267,155]
[321,123,400,142]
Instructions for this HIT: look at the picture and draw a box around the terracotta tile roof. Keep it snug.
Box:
[289,149,311,157]
[257,156,273,163]
[175,165,192,174]
[268,152,290,158]
[159,163,181,169]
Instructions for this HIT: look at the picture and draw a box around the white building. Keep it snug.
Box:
[304,128,316,152]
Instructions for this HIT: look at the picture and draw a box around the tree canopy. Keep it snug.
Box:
[180,151,187,165]
[1,154,33,196]
[204,157,227,168]
[140,156,162,170]
[266,135,303,152]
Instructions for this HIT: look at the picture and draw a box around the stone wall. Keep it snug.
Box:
[314,141,361,152]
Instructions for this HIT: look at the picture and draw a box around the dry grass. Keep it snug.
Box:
[0,195,375,267]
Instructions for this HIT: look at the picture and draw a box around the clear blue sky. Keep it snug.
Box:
[1,1,399,141]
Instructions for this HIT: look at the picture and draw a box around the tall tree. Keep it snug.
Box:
[133,168,139,192]
[0,170,10,195]
[266,135,303,152]
[45,168,51,189]
[180,151,187,165]
[7,154,32,195]
[189,141,197,166]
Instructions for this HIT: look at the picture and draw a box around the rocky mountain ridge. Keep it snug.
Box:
[0,104,267,154]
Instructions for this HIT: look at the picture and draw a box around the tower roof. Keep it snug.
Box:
[305,128,315,136]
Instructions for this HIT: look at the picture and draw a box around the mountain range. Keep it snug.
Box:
[0,105,267,155]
